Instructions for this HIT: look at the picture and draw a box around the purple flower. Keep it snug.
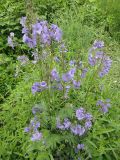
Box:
[31,82,41,94]
[68,68,76,78]
[31,81,47,94]
[88,45,112,77]
[85,121,92,129]
[22,27,29,34]
[41,21,48,33]
[69,60,76,66]
[101,106,109,113]
[78,126,85,136]
[73,80,81,89]
[32,22,42,35]
[88,54,96,66]
[88,47,104,67]
[96,99,111,113]
[30,118,40,127]
[35,21,51,45]
[70,125,78,135]
[23,34,29,43]
[56,118,71,130]
[101,101,111,113]
[76,108,85,120]
[71,125,85,136]
[56,83,63,90]
[63,118,71,129]
[81,68,88,78]
[23,34,36,48]
[93,40,104,49]
[24,127,30,133]
[99,56,112,77]
[31,131,42,141]
[85,113,92,121]
[24,117,41,138]
[35,121,40,128]
[21,19,63,48]
[51,69,60,81]
[30,118,40,132]
[41,33,51,45]
[62,68,76,82]
[24,116,42,141]
[77,144,84,150]
[56,118,65,130]
[50,24,62,42]
[62,73,72,82]
[66,85,71,89]
[40,81,47,88]
[96,100,104,106]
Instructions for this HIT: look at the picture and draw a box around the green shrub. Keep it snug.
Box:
[1,16,120,159]
[0,54,17,103]
[0,0,120,159]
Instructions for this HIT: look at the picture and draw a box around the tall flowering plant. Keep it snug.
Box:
[8,17,112,159]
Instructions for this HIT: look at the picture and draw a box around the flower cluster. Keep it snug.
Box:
[93,40,104,49]
[32,66,83,96]
[56,118,71,130]
[50,64,88,96]
[51,68,60,82]
[31,81,47,94]
[70,124,85,136]
[96,99,111,113]
[20,17,62,48]
[24,117,42,141]
[88,40,112,77]
[62,68,76,82]
[56,107,92,136]
[99,56,112,77]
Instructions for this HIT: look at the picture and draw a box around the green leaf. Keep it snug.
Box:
[89,0,96,2]
[87,140,97,148]
[96,128,115,135]
[36,152,50,160]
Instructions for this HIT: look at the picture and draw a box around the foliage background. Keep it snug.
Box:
[0,0,120,159]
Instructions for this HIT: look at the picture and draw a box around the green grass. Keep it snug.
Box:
[0,1,120,160]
